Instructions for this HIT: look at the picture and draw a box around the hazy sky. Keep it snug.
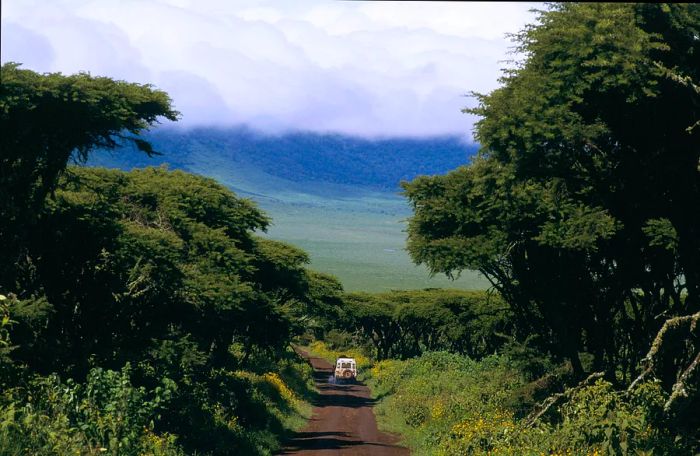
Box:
[2,0,541,137]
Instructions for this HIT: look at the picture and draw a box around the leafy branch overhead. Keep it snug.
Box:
[1,63,180,288]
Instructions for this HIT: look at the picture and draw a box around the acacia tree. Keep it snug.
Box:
[403,3,699,379]
[339,290,512,360]
[0,63,179,290]
[343,293,400,360]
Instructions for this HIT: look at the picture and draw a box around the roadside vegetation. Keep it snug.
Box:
[311,283,697,454]
[403,1,699,389]
[366,352,688,455]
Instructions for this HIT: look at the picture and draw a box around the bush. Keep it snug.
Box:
[0,365,181,456]
[307,340,371,372]
[0,295,15,386]
[365,352,524,454]
[524,380,688,455]
[0,350,316,456]
[365,353,696,455]
[323,329,355,350]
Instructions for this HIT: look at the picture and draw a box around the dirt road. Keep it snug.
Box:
[279,352,409,455]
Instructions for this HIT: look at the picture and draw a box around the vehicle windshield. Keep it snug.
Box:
[340,362,353,369]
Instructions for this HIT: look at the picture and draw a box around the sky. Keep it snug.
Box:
[2,0,541,138]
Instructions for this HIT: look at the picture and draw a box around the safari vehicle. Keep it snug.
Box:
[334,356,357,383]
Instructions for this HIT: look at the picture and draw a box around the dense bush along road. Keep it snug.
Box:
[280,351,408,456]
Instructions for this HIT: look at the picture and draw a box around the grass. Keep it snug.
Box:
[257,200,487,292]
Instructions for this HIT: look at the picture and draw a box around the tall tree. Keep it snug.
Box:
[0,63,178,290]
[403,3,699,379]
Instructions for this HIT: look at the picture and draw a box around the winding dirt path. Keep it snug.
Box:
[279,351,409,455]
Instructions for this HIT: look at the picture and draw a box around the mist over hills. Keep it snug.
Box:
[89,126,486,291]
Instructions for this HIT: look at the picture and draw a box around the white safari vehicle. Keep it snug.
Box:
[334,356,357,383]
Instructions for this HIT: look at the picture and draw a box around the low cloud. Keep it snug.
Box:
[1,0,540,137]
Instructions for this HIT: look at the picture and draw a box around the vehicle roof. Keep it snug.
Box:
[336,357,356,362]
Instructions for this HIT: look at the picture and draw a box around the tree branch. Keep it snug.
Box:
[525,371,605,427]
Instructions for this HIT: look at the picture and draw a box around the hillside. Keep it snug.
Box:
[89,126,486,291]
[90,126,477,194]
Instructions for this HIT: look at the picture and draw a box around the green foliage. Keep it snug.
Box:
[534,380,679,455]
[0,160,334,455]
[0,355,316,456]
[0,365,182,456]
[367,352,525,454]
[642,218,679,252]
[0,63,178,289]
[338,289,512,360]
[0,166,334,454]
[306,340,372,372]
[144,349,314,456]
[403,3,700,382]
[0,295,16,386]
[0,296,13,355]
[0,66,334,455]
[0,344,315,456]
[4,166,338,377]
[367,353,695,455]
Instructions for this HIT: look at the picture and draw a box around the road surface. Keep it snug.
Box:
[279,351,409,455]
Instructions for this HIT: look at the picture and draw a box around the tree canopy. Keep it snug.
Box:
[339,289,512,361]
[0,63,179,288]
[403,3,700,380]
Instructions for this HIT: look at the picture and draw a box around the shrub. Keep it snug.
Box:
[364,352,524,454]
[365,352,696,455]
[0,365,181,456]
[307,340,371,371]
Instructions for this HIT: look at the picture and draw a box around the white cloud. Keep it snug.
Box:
[1,0,541,137]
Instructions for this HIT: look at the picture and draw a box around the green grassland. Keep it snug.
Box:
[259,201,485,291]
[193,159,486,291]
[89,128,487,292]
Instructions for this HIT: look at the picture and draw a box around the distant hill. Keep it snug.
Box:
[89,126,477,194]
[88,125,487,291]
